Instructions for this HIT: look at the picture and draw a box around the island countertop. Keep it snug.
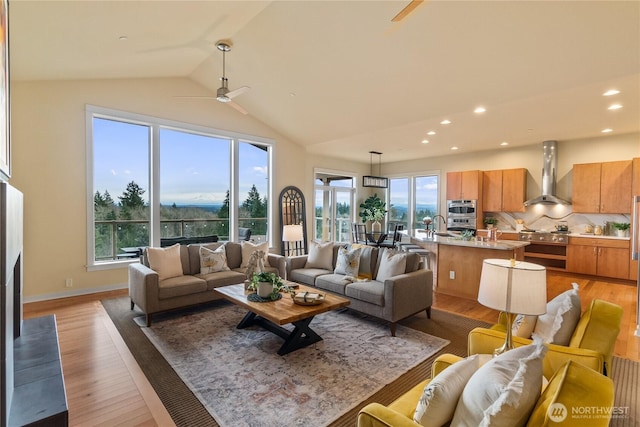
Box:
[408,229,530,250]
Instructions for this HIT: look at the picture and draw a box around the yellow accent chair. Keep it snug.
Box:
[468,299,623,378]
[357,354,615,427]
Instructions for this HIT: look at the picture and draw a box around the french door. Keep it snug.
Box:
[314,186,355,243]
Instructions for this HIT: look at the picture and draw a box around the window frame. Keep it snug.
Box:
[85,105,274,271]
[385,170,440,232]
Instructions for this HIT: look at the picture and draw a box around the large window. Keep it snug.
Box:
[314,173,355,243]
[386,173,439,231]
[87,106,273,268]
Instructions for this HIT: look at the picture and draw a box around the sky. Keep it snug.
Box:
[93,118,268,206]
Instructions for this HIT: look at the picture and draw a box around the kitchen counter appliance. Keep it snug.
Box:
[447,199,476,232]
[519,230,568,270]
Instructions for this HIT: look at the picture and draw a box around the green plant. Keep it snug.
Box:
[611,222,630,231]
[248,271,284,300]
[359,194,387,223]
[484,217,498,225]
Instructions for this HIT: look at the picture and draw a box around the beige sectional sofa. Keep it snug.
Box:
[129,241,286,326]
[286,243,433,336]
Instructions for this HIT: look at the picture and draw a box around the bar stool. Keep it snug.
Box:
[397,242,421,252]
[408,247,431,270]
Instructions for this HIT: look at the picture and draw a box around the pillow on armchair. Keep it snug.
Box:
[533,283,581,345]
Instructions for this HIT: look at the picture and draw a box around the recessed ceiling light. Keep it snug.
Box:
[474,106,486,114]
[427,131,436,135]
[422,139,429,144]
[601,128,613,133]
[119,35,128,41]
[500,141,509,146]
[608,104,623,110]
[603,89,620,96]
[440,119,451,125]
[450,146,459,151]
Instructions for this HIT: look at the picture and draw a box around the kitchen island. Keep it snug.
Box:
[408,230,530,300]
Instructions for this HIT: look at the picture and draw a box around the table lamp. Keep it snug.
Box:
[477,258,547,356]
[282,224,304,257]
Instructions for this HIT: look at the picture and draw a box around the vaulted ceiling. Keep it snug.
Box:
[10,1,640,163]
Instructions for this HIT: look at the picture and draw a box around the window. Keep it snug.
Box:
[314,172,355,243]
[87,106,273,268]
[386,173,439,231]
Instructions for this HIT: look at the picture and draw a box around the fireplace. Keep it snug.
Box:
[0,182,23,426]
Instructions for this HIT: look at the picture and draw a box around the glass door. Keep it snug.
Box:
[314,173,355,243]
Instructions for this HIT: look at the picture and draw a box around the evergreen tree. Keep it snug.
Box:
[216,190,230,238]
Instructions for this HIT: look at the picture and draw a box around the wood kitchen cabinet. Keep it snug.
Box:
[566,237,630,280]
[572,160,632,213]
[631,157,639,281]
[483,168,526,212]
[446,170,482,200]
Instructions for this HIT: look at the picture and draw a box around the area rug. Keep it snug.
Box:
[132,301,448,427]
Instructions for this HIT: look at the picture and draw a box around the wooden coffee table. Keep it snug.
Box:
[214,282,350,355]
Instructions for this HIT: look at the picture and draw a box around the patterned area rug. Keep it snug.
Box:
[135,303,449,427]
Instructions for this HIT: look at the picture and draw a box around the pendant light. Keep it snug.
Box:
[363,151,388,188]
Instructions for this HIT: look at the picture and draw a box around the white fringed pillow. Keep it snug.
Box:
[146,243,183,280]
[413,354,483,426]
[512,314,538,338]
[305,241,334,270]
[451,342,547,427]
[533,283,581,345]
[199,245,230,274]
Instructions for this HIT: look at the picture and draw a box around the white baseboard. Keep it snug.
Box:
[23,283,128,303]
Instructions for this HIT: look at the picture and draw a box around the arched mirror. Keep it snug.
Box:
[279,186,307,256]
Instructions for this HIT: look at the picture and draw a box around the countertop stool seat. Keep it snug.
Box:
[397,242,422,252]
[408,247,431,270]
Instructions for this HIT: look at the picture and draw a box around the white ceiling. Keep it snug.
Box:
[9,0,640,164]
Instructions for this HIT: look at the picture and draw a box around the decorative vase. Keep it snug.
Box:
[257,282,274,298]
[371,220,382,234]
[486,224,494,229]
[616,229,626,237]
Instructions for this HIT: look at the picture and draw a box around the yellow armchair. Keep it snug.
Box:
[468,299,623,378]
[357,355,614,427]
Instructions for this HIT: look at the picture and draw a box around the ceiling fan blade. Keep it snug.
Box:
[228,100,248,115]
[226,86,251,99]
[391,0,425,22]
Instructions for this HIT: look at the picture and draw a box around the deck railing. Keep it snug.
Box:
[95,218,267,261]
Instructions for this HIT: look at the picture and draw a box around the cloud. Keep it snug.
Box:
[110,169,117,175]
[253,166,267,175]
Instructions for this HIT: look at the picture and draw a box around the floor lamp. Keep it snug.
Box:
[477,258,547,356]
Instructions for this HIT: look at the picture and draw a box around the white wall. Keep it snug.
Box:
[11,78,308,299]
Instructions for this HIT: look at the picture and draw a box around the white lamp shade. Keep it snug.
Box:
[282,224,304,242]
[478,259,547,315]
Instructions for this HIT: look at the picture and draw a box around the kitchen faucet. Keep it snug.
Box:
[432,214,446,232]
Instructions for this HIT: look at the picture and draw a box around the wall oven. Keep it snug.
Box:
[447,199,476,231]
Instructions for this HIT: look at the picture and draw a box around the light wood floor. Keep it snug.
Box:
[23,272,639,426]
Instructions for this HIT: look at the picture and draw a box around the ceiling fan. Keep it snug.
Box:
[175,40,250,115]
[391,0,425,22]
[214,41,250,114]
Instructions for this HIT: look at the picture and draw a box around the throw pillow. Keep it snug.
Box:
[451,342,547,427]
[413,355,481,427]
[305,241,334,270]
[376,248,407,282]
[512,314,538,338]
[240,241,269,269]
[533,283,580,345]
[350,244,375,279]
[334,246,361,277]
[199,245,230,274]
[146,244,184,281]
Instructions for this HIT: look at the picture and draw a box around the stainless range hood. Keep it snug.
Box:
[523,140,571,206]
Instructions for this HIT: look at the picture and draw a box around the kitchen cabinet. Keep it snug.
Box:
[482,168,526,212]
[631,158,639,281]
[566,237,630,280]
[446,170,482,200]
[572,160,632,213]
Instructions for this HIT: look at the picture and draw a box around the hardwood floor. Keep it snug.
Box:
[22,272,638,426]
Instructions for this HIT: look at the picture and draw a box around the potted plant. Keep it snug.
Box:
[611,222,630,237]
[359,194,387,233]
[484,217,498,229]
[249,271,284,300]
